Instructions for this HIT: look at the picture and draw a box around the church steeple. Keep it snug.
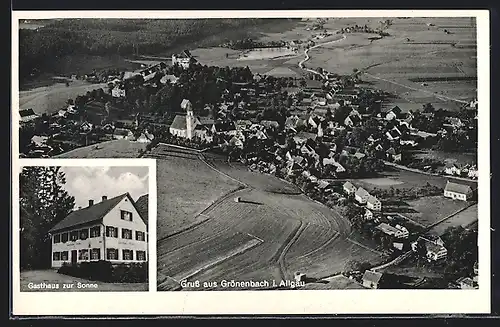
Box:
[181,99,194,139]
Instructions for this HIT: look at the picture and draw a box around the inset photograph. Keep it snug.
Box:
[19,162,152,292]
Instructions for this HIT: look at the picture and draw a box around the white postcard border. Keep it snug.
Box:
[11,9,491,315]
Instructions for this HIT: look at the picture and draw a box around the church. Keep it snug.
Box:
[169,99,213,141]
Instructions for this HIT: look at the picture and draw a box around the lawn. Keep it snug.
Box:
[19,80,109,115]
[20,270,148,292]
[430,203,478,235]
[405,196,472,227]
[55,140,146,158]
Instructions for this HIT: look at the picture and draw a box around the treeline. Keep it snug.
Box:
[19,18,288,79]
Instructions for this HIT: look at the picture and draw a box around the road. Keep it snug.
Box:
[384,161,478,183]
[298,34,347,78]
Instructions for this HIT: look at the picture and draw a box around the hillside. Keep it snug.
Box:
[19,18,300,81]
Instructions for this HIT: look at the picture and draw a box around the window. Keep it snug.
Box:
[61,232,68,243]
[122,249,133,260]
[120,210,133,221]
[90,226,101,238]
[61,251,69,261]
[136,231,145,241]
[122,228,132,240]
[53,252,60,261]
[53,234,61,244]
[106,248,118,260]
[136,250,146,261]
[91,248,101,260]
[78,249,89,261]
[106,226,118,238]
[79,228,89,240]
[70,231,79,241]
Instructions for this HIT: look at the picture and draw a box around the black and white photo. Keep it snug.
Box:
[18,163,152,292]
[11,10,490,315]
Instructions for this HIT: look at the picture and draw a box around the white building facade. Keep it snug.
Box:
[50,193,148,268]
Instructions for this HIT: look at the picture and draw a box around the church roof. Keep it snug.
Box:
[170,115,187,130]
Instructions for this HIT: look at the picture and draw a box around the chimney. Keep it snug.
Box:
[102,195,107,202]
[88,199,94,207]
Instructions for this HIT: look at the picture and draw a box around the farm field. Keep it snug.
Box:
[346,167,454,191]
[299,17,476,111]
[156,149,386,290]
[148,145,242,239]
[429,203,478,235]
[55,140,147,158]
[19,80,109,115]
[412,150,477,167]
[20,270,148,292]
[404,196,473,227]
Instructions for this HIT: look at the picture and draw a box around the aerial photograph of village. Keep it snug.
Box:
[17,16,479,291]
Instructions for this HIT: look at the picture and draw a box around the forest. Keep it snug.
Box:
[19,18,297,80]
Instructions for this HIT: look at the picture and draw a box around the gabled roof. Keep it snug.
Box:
[181,99,192,110]
[444,181,473,195]
[170,115,187,130]
[49,193,129,233]
[343,181,356,190]
[213,121,236,132]
[363,270,383,284]
[20,108,37,117]
[367,195,380,204]
[355,187,370,198]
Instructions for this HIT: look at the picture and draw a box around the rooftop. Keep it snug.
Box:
[444,181,473,195]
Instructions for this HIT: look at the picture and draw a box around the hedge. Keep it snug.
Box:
[57,261,147,283]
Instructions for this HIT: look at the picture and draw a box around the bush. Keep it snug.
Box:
[57,261,146,283]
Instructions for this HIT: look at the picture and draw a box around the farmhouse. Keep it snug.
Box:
[343,181,357,195]
[112,86,126,98]
[385,106,402,121]
[375,223,409,239]
[457,277,477,289]
[113,128,135,141]
[444,181,473,201]
[366,195,382,211]
[444,163,461,176]
[136,130,155,143]
[362,270,383,289]
[364,209,374,221]
[411,236,447,261]
[48,193,148,268]
[172,50,195,69]
[19,108,38,123]
[355,187,370,204]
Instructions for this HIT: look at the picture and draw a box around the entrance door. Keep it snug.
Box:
[71,250,77,265]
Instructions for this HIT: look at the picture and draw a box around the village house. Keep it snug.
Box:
[411,236,447,261]
[19,108,39,123]
[293,132,316,144]
[48,193,148,268]
[386,147,402,162]
[171,50,194,69]
[444,163,462,176]
[385,106,402,121]
[364,209,374,221]
[355,187,370,204]
[362,270,383,289]
[112,85,126,98]
[443,181,474,201]
[366,195,382,211]
[376,223,409,239]
[113,128,135,141]
[343,181,357,195]
[457,276,477,289]
[136,130,155,143]
[344,113,362,127]
[160,74,179,85]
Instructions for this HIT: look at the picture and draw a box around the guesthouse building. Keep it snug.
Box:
[48,193,148,268]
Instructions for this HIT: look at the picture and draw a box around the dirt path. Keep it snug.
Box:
[278,221,308,280]
[298,34,347,78]
[384,161,478,183]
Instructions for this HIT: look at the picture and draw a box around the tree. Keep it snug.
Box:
[19,167,75,270]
